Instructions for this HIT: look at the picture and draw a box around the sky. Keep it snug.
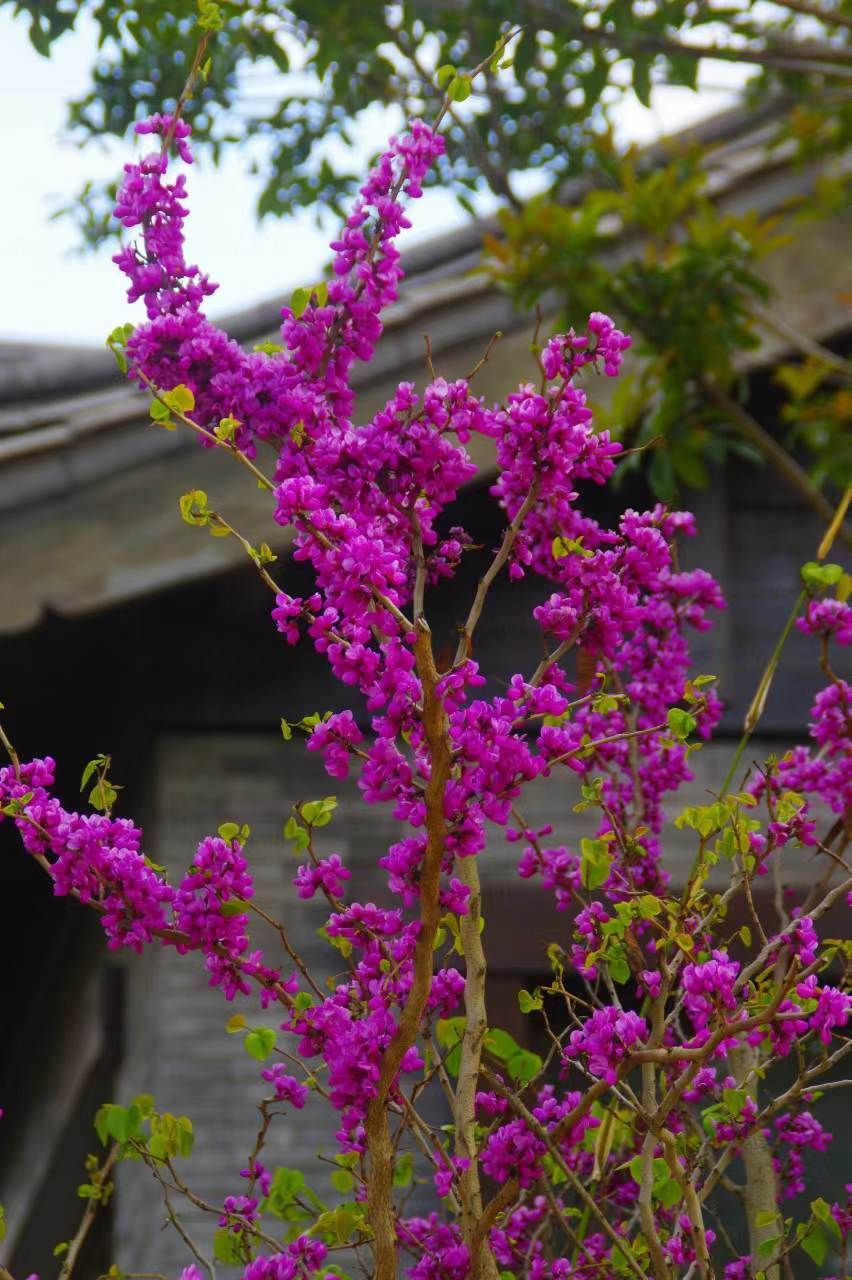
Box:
[0,9,749,348]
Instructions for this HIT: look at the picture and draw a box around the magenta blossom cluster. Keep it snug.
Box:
[751,600,851,847]
[564,1007,649,1084]
[770,1110,832,1199]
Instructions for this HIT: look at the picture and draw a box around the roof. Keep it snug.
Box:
[1,104,850,635]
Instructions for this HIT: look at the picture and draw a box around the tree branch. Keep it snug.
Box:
[729,1042,780,1280]
[365,618,452,1280]
[453,852,500,1280]
[701,379,852,547]
[58,1144,121,1280]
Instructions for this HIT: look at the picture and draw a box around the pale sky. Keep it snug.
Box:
[0,9,749,348]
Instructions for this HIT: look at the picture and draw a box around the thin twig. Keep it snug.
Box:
[702,379,851,547]
[752,302,852,383]
[769,0,852,34]
[58,1144,120,1280]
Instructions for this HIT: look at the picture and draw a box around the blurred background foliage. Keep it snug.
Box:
[4,0,851,521]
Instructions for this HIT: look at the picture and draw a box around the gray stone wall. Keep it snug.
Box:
[115,736,342,1275]
[113,718,837,1275]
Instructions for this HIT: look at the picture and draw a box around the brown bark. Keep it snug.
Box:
[365,619,452,1280]
[729,1043,781,1280]
[453,853,500,1280]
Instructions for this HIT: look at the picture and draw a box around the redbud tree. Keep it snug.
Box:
[1,35,851,1280]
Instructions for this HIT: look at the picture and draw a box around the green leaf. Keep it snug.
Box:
[607,948,631,985]
[148,1113,194,1160]
[632,55,653,109]
[220,899,247,917]
[448,74,472,103]
[80,755,106,791]
[799,1225,827,1266]
[436,1016,467,1047]
[435,1016,466,1076]
[484,1028,521,1062]
[331,1168,355,1193]
[801,560,845,591]
[722,1087,746,1117]
[810,1197,841,1234]
[244,1027,277,1061]
[674,801,726,837]
[393,1152,414,1187]
[518,988,543,1014]
[627,1156,673,1201]
[580,837,613,890]
[301,796,338,827]
[666,708,696,740]
[283,816,309,849]
[89,778,119,812]
[105,323,134,372]
[657,1177,682,1209]
[507,1049,543,1084]
[213,1228,244,1263]
[312,1204,361,1245]
[436,64,456,88]
[331,1206,358,1243]
[666,51,699,91]
[94,1105,111,1147]
[290,287,311,318]
[552,535,593,560]
[148,397,175,428]
[1,790,35,818]
[226,1013,247,1034]
[95,1103,142,1145]
[197,1,225,33]
[266,1166,306,1218]
[215,415,240,442]
[162,384,195,414]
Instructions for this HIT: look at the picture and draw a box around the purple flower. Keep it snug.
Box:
[564,1008,649,1084]
[260,1066,309,1109]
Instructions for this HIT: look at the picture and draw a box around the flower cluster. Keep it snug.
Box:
[3,101,850,1280]
[770,1110,832,1199]
[682,950,740,1032]
[563,1007,649,1084]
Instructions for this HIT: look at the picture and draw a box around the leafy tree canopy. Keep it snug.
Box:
[6,0,851,510]
[6,0,852,238]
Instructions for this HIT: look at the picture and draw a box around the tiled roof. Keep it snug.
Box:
[1,102,849,633]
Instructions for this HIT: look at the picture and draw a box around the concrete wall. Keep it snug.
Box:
[113,710,842,1275]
